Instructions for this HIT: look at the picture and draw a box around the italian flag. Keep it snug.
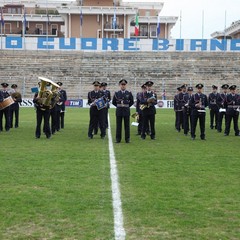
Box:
[135,13,139,36]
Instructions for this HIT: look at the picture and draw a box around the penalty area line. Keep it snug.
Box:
[107,114,126,240]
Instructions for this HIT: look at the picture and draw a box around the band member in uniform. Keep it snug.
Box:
[216,84,229,133]
[57,82,67,129]
[136,84,146,135]
[140,81,157,140]
[9,84,22,128]
[87,81,106,139]
[50,98,57,135]
[178,84,188,134]
[112,79,134,143]
[182,86,193,135]
[33,82,51,139]
[55,83,65,131]
[189,83,208,140]
[101,82,111,128]
[208,85,220,129]
[0,90,3,101]
[224,85,240,136]
[174,87,183,132]
[0,83,11,132]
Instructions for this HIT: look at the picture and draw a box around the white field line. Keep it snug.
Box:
[107,114,126,240]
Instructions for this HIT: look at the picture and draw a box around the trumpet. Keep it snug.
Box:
[140,104,148,110]
[140,94,156,110]
[131,112,139,122]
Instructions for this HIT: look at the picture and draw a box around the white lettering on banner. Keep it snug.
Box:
[70,101,80,106]
[20,99,34,107]
[3,37,240,52]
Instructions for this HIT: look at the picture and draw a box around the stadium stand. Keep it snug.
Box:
[0,50,240,99]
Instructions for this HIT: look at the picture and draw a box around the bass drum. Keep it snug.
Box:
[0,96,14,110]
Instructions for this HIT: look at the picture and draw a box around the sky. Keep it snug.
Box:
[122,0,240,39]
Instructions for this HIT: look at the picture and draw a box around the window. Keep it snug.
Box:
[139,25,148,37]
[4,23,11,34]
[35,24,43,34]
[150,25,157,38]
[51,24,58,35]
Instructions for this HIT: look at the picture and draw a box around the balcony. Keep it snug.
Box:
[56,6,137,15]
[104,23,124,32]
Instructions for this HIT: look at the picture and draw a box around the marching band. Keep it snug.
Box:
[1,79,240,141]
[174,83,240,139]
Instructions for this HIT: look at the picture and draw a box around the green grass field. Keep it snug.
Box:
[0,108,239,240]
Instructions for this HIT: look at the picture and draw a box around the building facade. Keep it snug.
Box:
[0,0,177,39]
[211,20,240,39]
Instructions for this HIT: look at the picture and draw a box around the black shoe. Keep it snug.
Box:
[46,135,51,139]
[224,133,229,136]
[201,138,206,140]
[115,140,120,143]
[15,126,18,128]
[35,136,40,139]
[125,140,130,143]
[88,135,93,139]
[101,135,105,139]
[141,136,146,140]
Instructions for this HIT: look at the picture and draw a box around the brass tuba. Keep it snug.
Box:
[37,77,60,110]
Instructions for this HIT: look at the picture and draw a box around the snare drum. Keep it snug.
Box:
[0,96,14,110]
[95,98,106,110]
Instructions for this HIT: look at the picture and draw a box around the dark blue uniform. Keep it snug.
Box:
[33,92,51,139]
[174,93,183,131]
[59,89,67,129]
[88,90,106,139]
[208,92,220,129]
[136,91,144,135]
[102,89,111,128]
[139,91,157,139]
[224,93,240,136]
[10,92,22,128]
[0,90,11,131]
[112,90,134,143]
[182,93,192,135]
[216,92,227,133]
[190,93,208,140]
